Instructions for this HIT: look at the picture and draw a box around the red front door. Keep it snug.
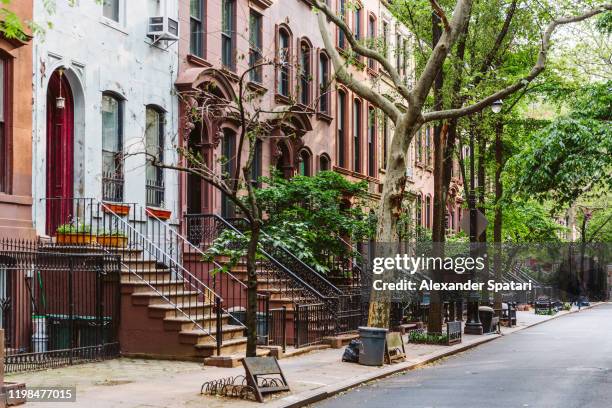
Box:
[45,70,74,235]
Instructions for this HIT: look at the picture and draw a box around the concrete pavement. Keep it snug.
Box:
[5,305,603,407]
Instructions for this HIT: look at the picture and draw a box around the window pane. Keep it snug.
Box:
[222,0,232,33]
[319,156,329,172]
[190,0,201,17]
[249,11,262,82]
[338,92,345,167]
[278,31,289,96]
[191,20,202,56]
[353,100,361,172]
[300,44,310,105]
[319,55,328,112]
[103,0,119,22]
[102,95,120,153]
[146,108,161,182]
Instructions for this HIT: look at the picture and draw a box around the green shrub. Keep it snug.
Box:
[56,223,91,234]
[408,331,449,345]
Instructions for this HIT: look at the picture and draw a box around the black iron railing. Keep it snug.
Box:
[41,197,250,355]
[185,214,370,347]
[185,214,333,307]
[224,217,343,300]
[268,306,287,352]
[0,239,121,373]
[294,303,337,348]
[320,236,364,295]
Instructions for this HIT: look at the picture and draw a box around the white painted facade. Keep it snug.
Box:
[31,0,180,235]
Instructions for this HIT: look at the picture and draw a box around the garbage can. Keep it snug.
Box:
[479,306,494,333]
[358,326,388,366]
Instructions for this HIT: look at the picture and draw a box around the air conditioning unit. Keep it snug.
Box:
[147,16,179,42]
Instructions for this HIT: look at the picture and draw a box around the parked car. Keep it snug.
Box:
[551,299,563,311]
[576,296,590,307]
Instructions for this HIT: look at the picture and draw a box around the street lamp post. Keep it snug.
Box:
[464,122,483,335]
[464,101,501,335]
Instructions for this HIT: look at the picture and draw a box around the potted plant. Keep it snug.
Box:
[97,230,128,248]
[56,223,95,245]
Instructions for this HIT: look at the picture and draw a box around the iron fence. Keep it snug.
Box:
[268,307,287,352]
[294,303,337,348]
[0,239,121,373]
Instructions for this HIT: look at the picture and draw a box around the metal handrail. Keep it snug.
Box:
[203,214,334,304]
[98,203,234,343]
[226,217,343,296]
[145,209,249,293]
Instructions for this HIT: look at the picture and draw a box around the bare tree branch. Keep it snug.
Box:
[311,0,411,103]
[314,9,401,123]
[412,0,473,105]
[430,0,451,33]
[423,3,612,122]
[473,0,519,86]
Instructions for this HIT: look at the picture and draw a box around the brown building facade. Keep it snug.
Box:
[175,0,464,236]
[0,1,35,239]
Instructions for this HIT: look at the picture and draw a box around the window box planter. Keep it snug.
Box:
[56,233,96,245]
[56,224,95,245]
[102,202,131,216]
[146,207,172,220]
[97,234,128,248]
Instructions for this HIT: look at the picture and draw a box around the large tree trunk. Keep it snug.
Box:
[493,118,503,312]
[476,122,490,302]
[368,113,421,327]
[245,221,261,357]
[428,10,445,334]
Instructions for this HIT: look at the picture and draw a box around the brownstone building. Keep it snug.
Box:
[0,0,35,239]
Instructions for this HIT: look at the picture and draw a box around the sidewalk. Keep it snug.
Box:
[7,304,602,408]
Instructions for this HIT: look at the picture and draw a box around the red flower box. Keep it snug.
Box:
[102,202,131,216]
[146,207,172,220]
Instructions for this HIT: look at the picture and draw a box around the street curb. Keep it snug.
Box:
[271,303,604,408]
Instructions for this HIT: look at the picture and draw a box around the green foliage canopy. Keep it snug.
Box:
[507,81,612,209]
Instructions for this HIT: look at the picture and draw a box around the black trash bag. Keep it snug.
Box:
[342,339,362,363]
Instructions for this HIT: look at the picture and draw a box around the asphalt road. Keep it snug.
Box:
[314,304,612,408]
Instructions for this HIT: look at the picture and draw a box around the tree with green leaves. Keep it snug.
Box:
[254,171,374,274]
[507,81,611,210]
[311,0,611,328]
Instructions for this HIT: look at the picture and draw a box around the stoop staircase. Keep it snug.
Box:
[117,247,248,360]
[43,198,250,360]
[44,197,361,356]
[184,214,350,346]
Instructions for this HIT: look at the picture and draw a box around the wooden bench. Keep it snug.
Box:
[395,323,419,334]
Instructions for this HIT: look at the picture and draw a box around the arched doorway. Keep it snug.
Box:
[45,69,74,235]
[275,141,292,179]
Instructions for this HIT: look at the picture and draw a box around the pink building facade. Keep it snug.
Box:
[176,0,463,236]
